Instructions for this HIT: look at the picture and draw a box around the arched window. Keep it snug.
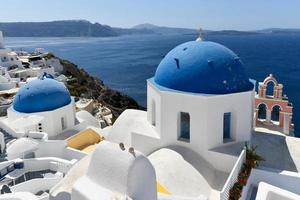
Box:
[271,105,281,122]
[266,81,275,96]
[151,100,156,126]
[258,104,267,119]
[178,112,190,142]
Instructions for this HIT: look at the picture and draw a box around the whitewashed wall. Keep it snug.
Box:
[241,168,300,200]
[6,101,76,138]
[146,80,253,172]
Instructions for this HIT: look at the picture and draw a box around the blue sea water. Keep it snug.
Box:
[5,34,300,136]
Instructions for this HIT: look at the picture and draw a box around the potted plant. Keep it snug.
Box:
[245,143,265,168]
[237,172,248,186]
[229,182,243,200]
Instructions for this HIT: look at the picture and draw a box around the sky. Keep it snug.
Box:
[1,0,300,30]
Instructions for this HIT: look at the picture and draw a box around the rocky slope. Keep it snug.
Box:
[45,53,144,120]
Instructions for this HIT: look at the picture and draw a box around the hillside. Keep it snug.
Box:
[45,53,144,119]
[256,28,300,34]
[0,20,153,37]
[133,23,197,35]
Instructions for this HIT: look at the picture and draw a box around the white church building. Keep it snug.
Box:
[108,39,255,171]
[6,75,75,138]
[0,74,95,140]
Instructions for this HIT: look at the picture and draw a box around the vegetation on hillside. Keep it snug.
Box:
[49,53,144,120]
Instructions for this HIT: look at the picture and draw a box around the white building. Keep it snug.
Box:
[108,40,254,165]
[2,76,75,139]
[0,31,56,81]
[0,67,19,91]
[102,39,256,199]
[0,31,23,70]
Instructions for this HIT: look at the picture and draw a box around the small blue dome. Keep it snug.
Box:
[13,78,71,113]
[154,41,253,94]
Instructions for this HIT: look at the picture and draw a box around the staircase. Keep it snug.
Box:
[0,127,16,162]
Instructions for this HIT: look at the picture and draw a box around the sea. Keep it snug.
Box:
[5,34,300,136]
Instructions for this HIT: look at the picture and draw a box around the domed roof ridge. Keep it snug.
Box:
[13,77,71,113]
[154,40,253,94]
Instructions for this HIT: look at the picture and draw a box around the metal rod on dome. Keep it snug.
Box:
[196,28,204,42]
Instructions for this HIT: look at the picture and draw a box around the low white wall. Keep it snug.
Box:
[256,182,300,200]
[0,119,25,138]
[220,150,246,200]
[241,168,300,200]
[7,101,75,139]
[0,160,14,170]
[62,147,86,161]
[0,192,40,200]
[24,157,75,174]
[11,177,62,194]
[132,131,161,155]
[27,131,48,141]
[0,82,16,91]
[35,140,66,158]
[205,150,240,173]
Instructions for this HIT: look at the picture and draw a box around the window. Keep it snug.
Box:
[178,112,190,142]
[266,81,275,96]
[151,100,156,126]
[223,112,231,140]
[271,105,281,121]
[258,104,267,120]
[61,117,67,130]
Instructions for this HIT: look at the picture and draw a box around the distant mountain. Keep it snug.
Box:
[205,30,261,36]
[1,20,299,37]
[132,24,264,36]
[0,20,153,37]
[132,23,197,35]
[256,28,300,34]
[0,20,118,37]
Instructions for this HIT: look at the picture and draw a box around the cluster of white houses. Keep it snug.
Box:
[0,32,299,200]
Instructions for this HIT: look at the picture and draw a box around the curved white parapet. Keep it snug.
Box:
[26,131,48,141]
[50,154,92,199]
[11,176,62,195]
[6,138,39,160]
[0,192,38,200]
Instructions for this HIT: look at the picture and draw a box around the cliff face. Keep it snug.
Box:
[47,53,144,119]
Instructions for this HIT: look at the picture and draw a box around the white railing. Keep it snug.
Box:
[220,149,246,200]
[11,177,62,194]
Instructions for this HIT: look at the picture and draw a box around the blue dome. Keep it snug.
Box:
[154,41,253,94]
[13,77,71,113]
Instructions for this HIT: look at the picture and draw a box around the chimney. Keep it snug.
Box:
[0,31,4,49]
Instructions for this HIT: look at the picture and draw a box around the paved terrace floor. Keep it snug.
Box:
[252,129,300,172]
[211,128,300,172]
